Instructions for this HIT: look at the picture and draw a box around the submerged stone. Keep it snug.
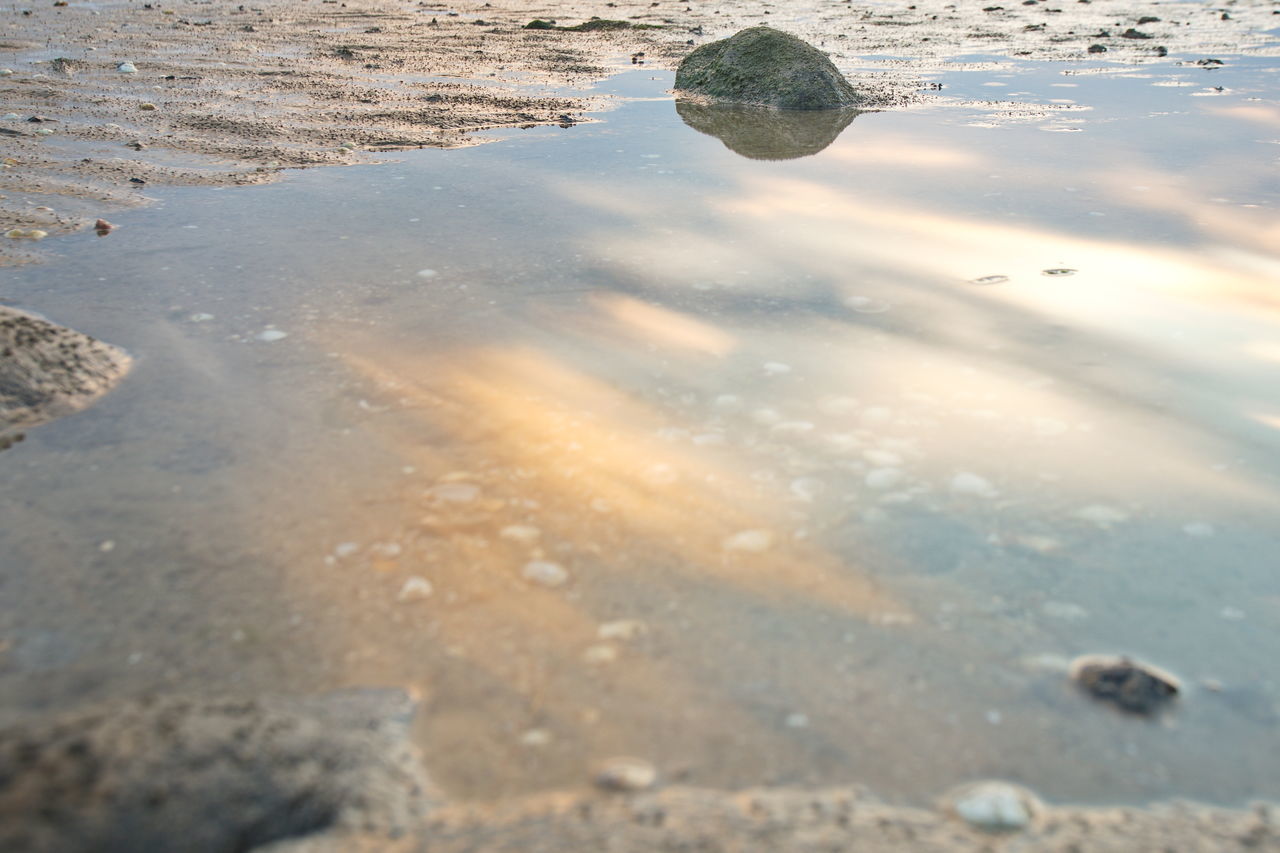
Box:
[0,306,132,442]
[1070,654,1180,715]
[946,780,1041,832]
[676,100,859,160]
[675,27,862,110]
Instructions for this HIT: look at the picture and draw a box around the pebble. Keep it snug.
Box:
[499,524,541,546]
[520,728,552,747]
[862,449,903,467]
[948,780,1039,832]
[0,70,13,77]
[1041,268,1077,276]
[865,467,905,490]
[722,528,774,553]
[34,128,54,136]
[522,560,569,588]
[426,482,480,503]
[255,329,288,342]
[595,757,657,792]
[371,542,402,559]
[2,113,18,120]
[582,644,618,664]
[844,295,890,313]
[598,619,647,641]
[334,542,360,558]
[139,102,157,111]
[1042,600,1089,621]
[117,62,137,73]
[950,472,998,498]
[1069,654,1180,715]
[784,712,809,728]
[188,312,215,323]
[397,576,434,602]
[5,229,48,240]
[415,268,438,278]
[1074,504,1129,526]
[970,274,1009,285]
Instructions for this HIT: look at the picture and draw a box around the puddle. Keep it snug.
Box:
[2,63,1279,809]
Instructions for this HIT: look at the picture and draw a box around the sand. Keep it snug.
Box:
[3,0,1278,263]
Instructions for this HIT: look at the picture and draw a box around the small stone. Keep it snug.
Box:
[117,62,138,73]
[520,728,552,746]
[397,576,434,602]
[522,560,569,588]
[598,619,648,641]
[582,644,618,664]
[188,313,215,323]
[1074,504,1128,526]
[722,528,774,553]
[865,467,904,490]
[0,70,13,77]
[970,274,1009,285]
[371,542,402,559]
[334,542,360,558]
[1041,268,1077,276]
[139,102,157,111]
[1069,654,1180,715]
[415,268,438,278]
[950,472,998,498]
[426,482,480,503]
[255,329,288,342]
[595,757,657,792]
[99,540,116,552]
[499,524,541,546]
[948,780,1039,832]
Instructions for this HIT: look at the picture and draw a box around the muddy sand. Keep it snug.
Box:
[2,0,1278,263]
[4,0,1280,848]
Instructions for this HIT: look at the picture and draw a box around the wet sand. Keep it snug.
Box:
[3,0,1278,261]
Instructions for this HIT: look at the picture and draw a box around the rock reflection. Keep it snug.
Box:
[676,100,860,161]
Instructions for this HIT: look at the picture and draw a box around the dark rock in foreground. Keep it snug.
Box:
[0,306,132,441]
[674,27,861,110]
[676,100,859,160]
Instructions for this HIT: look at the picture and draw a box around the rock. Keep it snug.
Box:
[0,306,132,441]
[722,529,775,553]
[1069,654,1180,715]
[0,691,438,852]
[595,757,658,792]
[522,560,570,588]
[674,27,862,110]
[677,100,859,159]
[946,780,1040,832]
[397,576,434,602]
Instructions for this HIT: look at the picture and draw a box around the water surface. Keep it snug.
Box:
[3,59,1279,806]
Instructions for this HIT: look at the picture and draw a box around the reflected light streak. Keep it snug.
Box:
[592,294,737,357]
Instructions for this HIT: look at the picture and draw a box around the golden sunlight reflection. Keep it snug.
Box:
[593,294,737,356]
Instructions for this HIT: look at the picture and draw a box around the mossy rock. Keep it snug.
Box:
[675,27,861,110]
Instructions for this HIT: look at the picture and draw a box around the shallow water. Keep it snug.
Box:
[2,58,1279,807]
